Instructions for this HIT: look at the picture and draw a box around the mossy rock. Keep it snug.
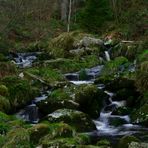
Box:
[2,76,38,112]
[74,84,108,118]
[47,109,96,132]
[48,32,75,58]
[40,133,90,148]
[131,103,148,126]
[37,87,78,115]
[2,128,31,148]
[118,135,140,148]
[28,123,50,144]
[106,78,135,92]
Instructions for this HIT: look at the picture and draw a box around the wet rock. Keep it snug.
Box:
[118,135,140,148]
[46,109,96,132]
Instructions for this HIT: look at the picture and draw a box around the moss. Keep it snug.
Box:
[97,139,110,147]
[3,128,31,148]
[138,50,148,62]
[40,133,90,148]
[2,76,38,112]
[26,67,65,84]
[101,56,129,77]
[0,85,9,97]
[47,109,96,132]
[48,32,75,58]
[42,55,100,73]
[0,96,10,113]
[111,42,139,60]
[28,123,50,144]
[75,84,107,118]
[118,135,140,148]
[38,123,75,144]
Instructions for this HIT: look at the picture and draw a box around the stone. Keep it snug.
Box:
[47,109,96,132]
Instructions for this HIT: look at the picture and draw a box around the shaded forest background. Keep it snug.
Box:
[0,0,147,53]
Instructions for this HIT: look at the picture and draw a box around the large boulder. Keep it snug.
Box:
[74,84,108,118]
[46,109,96,132]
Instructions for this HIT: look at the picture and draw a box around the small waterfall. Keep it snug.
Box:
[105,51,111,61]
[93,90,143,136]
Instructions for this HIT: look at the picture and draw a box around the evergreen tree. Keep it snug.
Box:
[78,0,113,32]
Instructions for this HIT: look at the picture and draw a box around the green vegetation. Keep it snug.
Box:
[0,0,147,147]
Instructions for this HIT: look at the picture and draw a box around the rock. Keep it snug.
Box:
[131,103,148,126]
[37,88,78,115]
[75,84,108,118]
[37,84,107,119]
[128,142,148,148]
[47,109,96,132]
[106,78,135,92]
[118,135,140,148]
[77,37,104,48]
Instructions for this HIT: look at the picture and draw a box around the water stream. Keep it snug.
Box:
[14,52,148,140]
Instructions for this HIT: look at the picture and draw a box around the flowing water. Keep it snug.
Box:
[14,52,148,141]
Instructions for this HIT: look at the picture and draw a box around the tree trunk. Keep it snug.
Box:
[67,0,72,32]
